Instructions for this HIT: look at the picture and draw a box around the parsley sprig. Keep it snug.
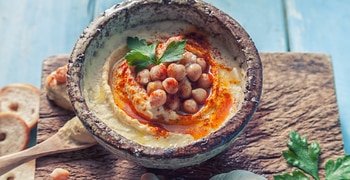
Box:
[125,37,187,72]
[274,131,350,180]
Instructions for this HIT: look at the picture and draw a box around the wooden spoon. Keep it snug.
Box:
[0,117,97,175]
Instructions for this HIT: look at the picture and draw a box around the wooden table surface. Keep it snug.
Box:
[36,53,343,179]
[0,0,349,178]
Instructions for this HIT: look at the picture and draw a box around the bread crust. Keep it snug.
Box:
[0,112,30,155]
[0,159,35,180]
[0,83,40,129]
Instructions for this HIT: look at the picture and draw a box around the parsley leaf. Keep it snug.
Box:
[125,37,157,70]
[125,36,186,71]
[158,40,187,63]
[274,131,350,180]
[128,58,154,72]
[274,170,310,180]
[282,131,321,180]
[127,36,148,50]
[325,155,350,180]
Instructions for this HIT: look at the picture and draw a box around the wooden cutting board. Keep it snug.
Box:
[35,53,344,179]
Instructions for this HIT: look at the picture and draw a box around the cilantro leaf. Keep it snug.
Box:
[158,40,187,63]
[325,155,350,180]
[282,131,321,180]
[125,36,186,71]
[274,169,310,180]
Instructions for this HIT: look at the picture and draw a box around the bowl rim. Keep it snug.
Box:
[67,0,262,165]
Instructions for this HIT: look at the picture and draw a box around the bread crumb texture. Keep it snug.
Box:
[0,83,40,180]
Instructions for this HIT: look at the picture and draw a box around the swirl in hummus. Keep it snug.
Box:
[82,22,245,148]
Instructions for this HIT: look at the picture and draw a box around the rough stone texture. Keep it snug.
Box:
[35,53,343,179]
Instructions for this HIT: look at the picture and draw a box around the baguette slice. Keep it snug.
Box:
[0,112,30,155]
[0,160,35,180]
[45,64,73,111]
[0,83,40,129]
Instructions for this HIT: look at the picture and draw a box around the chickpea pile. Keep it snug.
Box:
[133,51,213,114]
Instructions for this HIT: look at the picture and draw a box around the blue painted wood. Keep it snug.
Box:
[93,0,288,52]
[285,0,350,154]
[92,0,124,18]
[205,0,288,52]
[0,0,93,88]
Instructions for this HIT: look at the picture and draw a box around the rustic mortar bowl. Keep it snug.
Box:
[67,0,262,169]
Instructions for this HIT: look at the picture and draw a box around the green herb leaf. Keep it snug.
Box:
[325,155,350,180]
[130,59,155,72]
[125,51,149,65]
[125,37,157,71]
[158,40,187,64]
[275,131,350,180]
[127,36,147,50]
[282,131,321,180]
[125,36,186,71]
[274,169,310,180]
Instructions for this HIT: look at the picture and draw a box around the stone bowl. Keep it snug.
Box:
[67,0,262,169]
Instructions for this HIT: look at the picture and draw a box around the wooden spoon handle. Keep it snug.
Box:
[0,133,95,175]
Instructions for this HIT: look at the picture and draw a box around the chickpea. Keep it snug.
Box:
[136,69,150,85]
[196,57,207,71]
[161,62,171,67]
[183,99,199,114]
[180,52,197,65]
[55,65,67,84]
[149,89,167,108]
[166,94,180,110]
[186,63,202,81]
[177,77,192,99]
[156,43,166,59]
[146,63,155,70]
[162,77,179,94]
[167,63,186,81]
[146,80,163,95]
[166,35,184,43]
[140,173,159,180]
[150,64,167,81]
[192,88,208,105]
[198,73,213,89]
[156,36,184,59]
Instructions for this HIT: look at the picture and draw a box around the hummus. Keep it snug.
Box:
[58,116,96,145]
[82,21,245,148]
